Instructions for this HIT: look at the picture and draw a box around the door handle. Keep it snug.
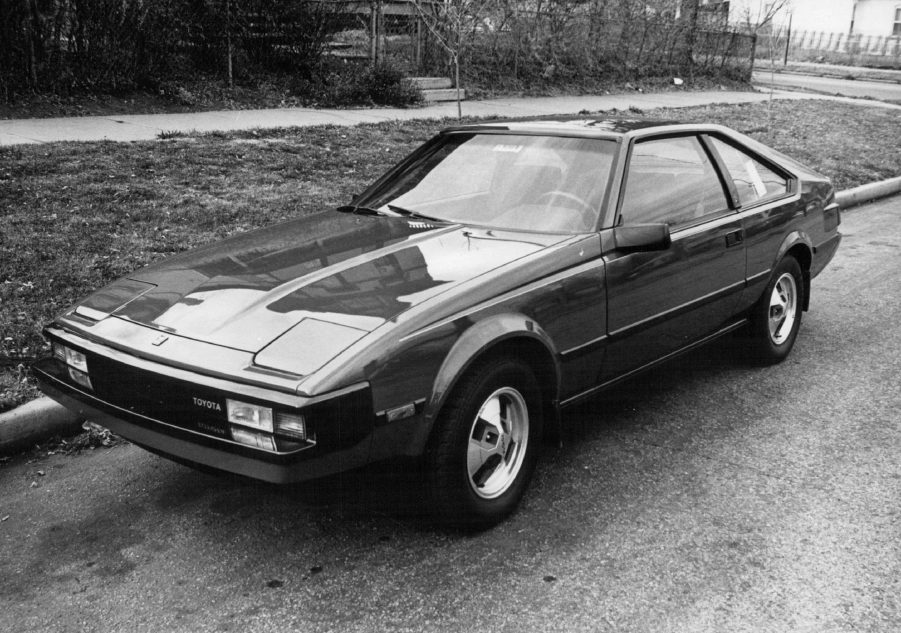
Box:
[725,230,743,248]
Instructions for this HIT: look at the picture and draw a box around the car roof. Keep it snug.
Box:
[442,118,729,140]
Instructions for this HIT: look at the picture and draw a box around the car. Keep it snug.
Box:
[34,119,842,528]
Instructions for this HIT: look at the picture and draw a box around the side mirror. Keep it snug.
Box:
[613,223,671,253]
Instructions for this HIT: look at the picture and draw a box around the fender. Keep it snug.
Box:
[772,230,813,310]
[422,312,562,443]
[773,230,812,268]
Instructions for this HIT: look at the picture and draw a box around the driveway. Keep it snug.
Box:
[1,196,899,632]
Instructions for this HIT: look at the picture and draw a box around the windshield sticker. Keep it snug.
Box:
[492,144,523,153]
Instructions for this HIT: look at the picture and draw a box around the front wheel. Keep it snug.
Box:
[747,255,804,364]
[425,358,543,529]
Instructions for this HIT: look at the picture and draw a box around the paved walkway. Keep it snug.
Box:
[1,87,898,146]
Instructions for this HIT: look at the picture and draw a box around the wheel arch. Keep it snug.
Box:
[775,232,813,311]
[423,313,562,448]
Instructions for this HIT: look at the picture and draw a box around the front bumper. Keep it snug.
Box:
[33,335,375,484]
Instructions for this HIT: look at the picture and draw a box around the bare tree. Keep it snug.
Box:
[733,1,792,140]
[681,0,701,76]
[409,0,498,119]
[736,0,791,34]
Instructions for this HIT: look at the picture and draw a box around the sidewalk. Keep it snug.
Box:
[3,87,894,146]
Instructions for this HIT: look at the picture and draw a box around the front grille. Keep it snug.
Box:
[87,354,232,439]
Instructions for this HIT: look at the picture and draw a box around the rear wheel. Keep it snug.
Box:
[747,255,804,364]
[425,358,543,529]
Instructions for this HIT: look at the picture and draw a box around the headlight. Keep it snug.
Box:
[226,399,308,447]
[226,399,274,432]
[65,348,89,373]
[53,342,93,390]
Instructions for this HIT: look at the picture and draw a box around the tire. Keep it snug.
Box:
[747,255,804,364]
[425,357,543,529]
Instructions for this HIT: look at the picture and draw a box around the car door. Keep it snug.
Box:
[704,134,795,313]
[601,133,746,381]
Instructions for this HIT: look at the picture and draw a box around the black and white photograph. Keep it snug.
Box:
[1,1,899,631]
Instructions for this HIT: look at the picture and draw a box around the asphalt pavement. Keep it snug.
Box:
[752,70,901,102]
[0,195,899,632]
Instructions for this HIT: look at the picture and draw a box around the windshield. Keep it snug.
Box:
[358,133,617,233]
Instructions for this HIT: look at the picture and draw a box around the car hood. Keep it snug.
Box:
[74,212,565,357]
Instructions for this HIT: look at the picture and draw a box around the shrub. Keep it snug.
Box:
[291,59,421,108]
[364,63,422,107]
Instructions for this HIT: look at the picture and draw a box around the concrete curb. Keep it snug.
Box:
[2,177,900,455]
[836,176,901,209]
[0,397,83,455]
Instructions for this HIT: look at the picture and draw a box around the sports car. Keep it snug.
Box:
[34,119,842,528]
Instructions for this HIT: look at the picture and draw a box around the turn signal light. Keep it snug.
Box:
[275,412,307,441]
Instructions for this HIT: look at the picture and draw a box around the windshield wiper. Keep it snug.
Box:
[336,205,387,216]
[386,204,444,222]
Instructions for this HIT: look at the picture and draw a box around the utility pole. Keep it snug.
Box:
[783,11,792,66]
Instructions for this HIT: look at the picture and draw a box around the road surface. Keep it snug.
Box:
[753,70,901,102]
[1,196,899,633]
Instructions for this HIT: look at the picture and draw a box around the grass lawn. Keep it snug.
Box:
[2,99,899,412]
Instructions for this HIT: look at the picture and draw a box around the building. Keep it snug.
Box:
[706,0,901,36]
[852,0,901,36]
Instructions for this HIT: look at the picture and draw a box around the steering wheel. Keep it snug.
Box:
[536,190,595,230]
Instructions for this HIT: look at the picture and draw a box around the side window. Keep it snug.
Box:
[708,137,788,206]
[620,136,730,226]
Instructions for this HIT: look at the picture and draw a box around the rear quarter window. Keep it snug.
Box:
[708,137,789,207]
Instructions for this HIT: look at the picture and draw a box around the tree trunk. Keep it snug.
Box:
[226,0,233,88]
[454,53,461,120]
[26,0,42,90]
[682,0,700,78]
